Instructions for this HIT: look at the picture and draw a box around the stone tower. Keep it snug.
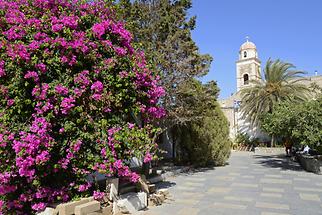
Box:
[236,37,261,92]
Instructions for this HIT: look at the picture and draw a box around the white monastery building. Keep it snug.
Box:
[219,38,322,141]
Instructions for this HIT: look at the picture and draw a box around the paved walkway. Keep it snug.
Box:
[141,151,322,215]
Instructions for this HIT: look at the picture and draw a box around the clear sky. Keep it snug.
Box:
[189,0,322,99]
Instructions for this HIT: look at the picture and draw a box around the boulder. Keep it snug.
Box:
[116,192,147,214]
[57,197,93,215]
[74,201,100,215]
[36,207,57,215]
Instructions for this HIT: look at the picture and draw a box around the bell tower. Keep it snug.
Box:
[236,37,261,92]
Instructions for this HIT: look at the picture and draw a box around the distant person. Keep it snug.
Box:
[284,139,293,156]
[303,145,310,154]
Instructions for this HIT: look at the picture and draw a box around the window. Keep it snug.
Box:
[243,74,249,85]
[244,51,247,58]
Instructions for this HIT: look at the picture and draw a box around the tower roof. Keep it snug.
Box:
[240,37,256,51]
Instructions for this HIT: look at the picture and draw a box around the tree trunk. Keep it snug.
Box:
[271,135,275,147]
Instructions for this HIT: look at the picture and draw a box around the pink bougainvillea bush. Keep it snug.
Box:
[0,0,165,213]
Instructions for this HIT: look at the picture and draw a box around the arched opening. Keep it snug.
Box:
[243,74,249,85]
[244,51,247,58]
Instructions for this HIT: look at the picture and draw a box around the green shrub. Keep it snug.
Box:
[176,104,231,167]
[235,132,251,146]
[261,97,322,149]
[234,132,259,149]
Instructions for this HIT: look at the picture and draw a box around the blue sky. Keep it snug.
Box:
[190,0,322,99]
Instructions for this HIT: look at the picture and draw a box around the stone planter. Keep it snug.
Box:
[37,198,113,215]
[57,197,94,215]
[36,176,118,215]
[296,153,322,174]
[37,175,119,215]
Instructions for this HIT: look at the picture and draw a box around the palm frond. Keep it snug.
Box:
[240,59,309,126]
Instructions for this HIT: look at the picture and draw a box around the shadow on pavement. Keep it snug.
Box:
[175,166,215,177]
[155,180,177,189]
[253,154,304,172]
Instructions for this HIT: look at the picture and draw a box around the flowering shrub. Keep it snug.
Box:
[0,0,165,213]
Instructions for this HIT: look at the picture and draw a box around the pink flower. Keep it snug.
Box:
[73,140,82,152]
[0,199,4,209]
[113,160,123,169]
[130,173,140,183]
[55,84,68,95]
[73,88,84,97]
[7,99,14,107]
[0,61,5,77]
[114,47,127,56]
[0,185,16,195]
[28,41,41,50]
[24,71,39,82]
[36,63,47,73]
[78,183,91,192]
[74,70,90,86]
[0,69,5,77]
[93,191,105,200]
[128,123,135,129]
[91,81,104,93]
[61,56,68,63]
[78,185,86,192]
[91,93,102,101]
[68,55,77,66]
[3,26,25,40]
[52,24,63,32]
[31,202,46,212]
[119,71,128,78]
[19,194,28,202]
[35,151,50,164]
[143,152,152,163]
[0,134,5,147]
[103,107,111,113]
[92,23,105,39]
[61,97,75,114]
[101,148,106,157]
[147,107,166,118]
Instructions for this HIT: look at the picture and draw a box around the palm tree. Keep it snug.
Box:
[240,59,309,145]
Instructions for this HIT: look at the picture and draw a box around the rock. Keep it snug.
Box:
[57,197,93,215]
[74,200,100,215]
[85,204,112,215]
[106,177,119,201]
[137,177,149,193]
[116,192,147,214]
[148,194,164,206]
[102,205,113,215]
[158,188,169,196]
[148,184,156,194]
[156,170,163,175]
[148,198,156,207]
[36,207,57,215]
[147,188,170,206]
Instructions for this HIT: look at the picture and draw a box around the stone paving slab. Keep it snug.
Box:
[141,151,322,215]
